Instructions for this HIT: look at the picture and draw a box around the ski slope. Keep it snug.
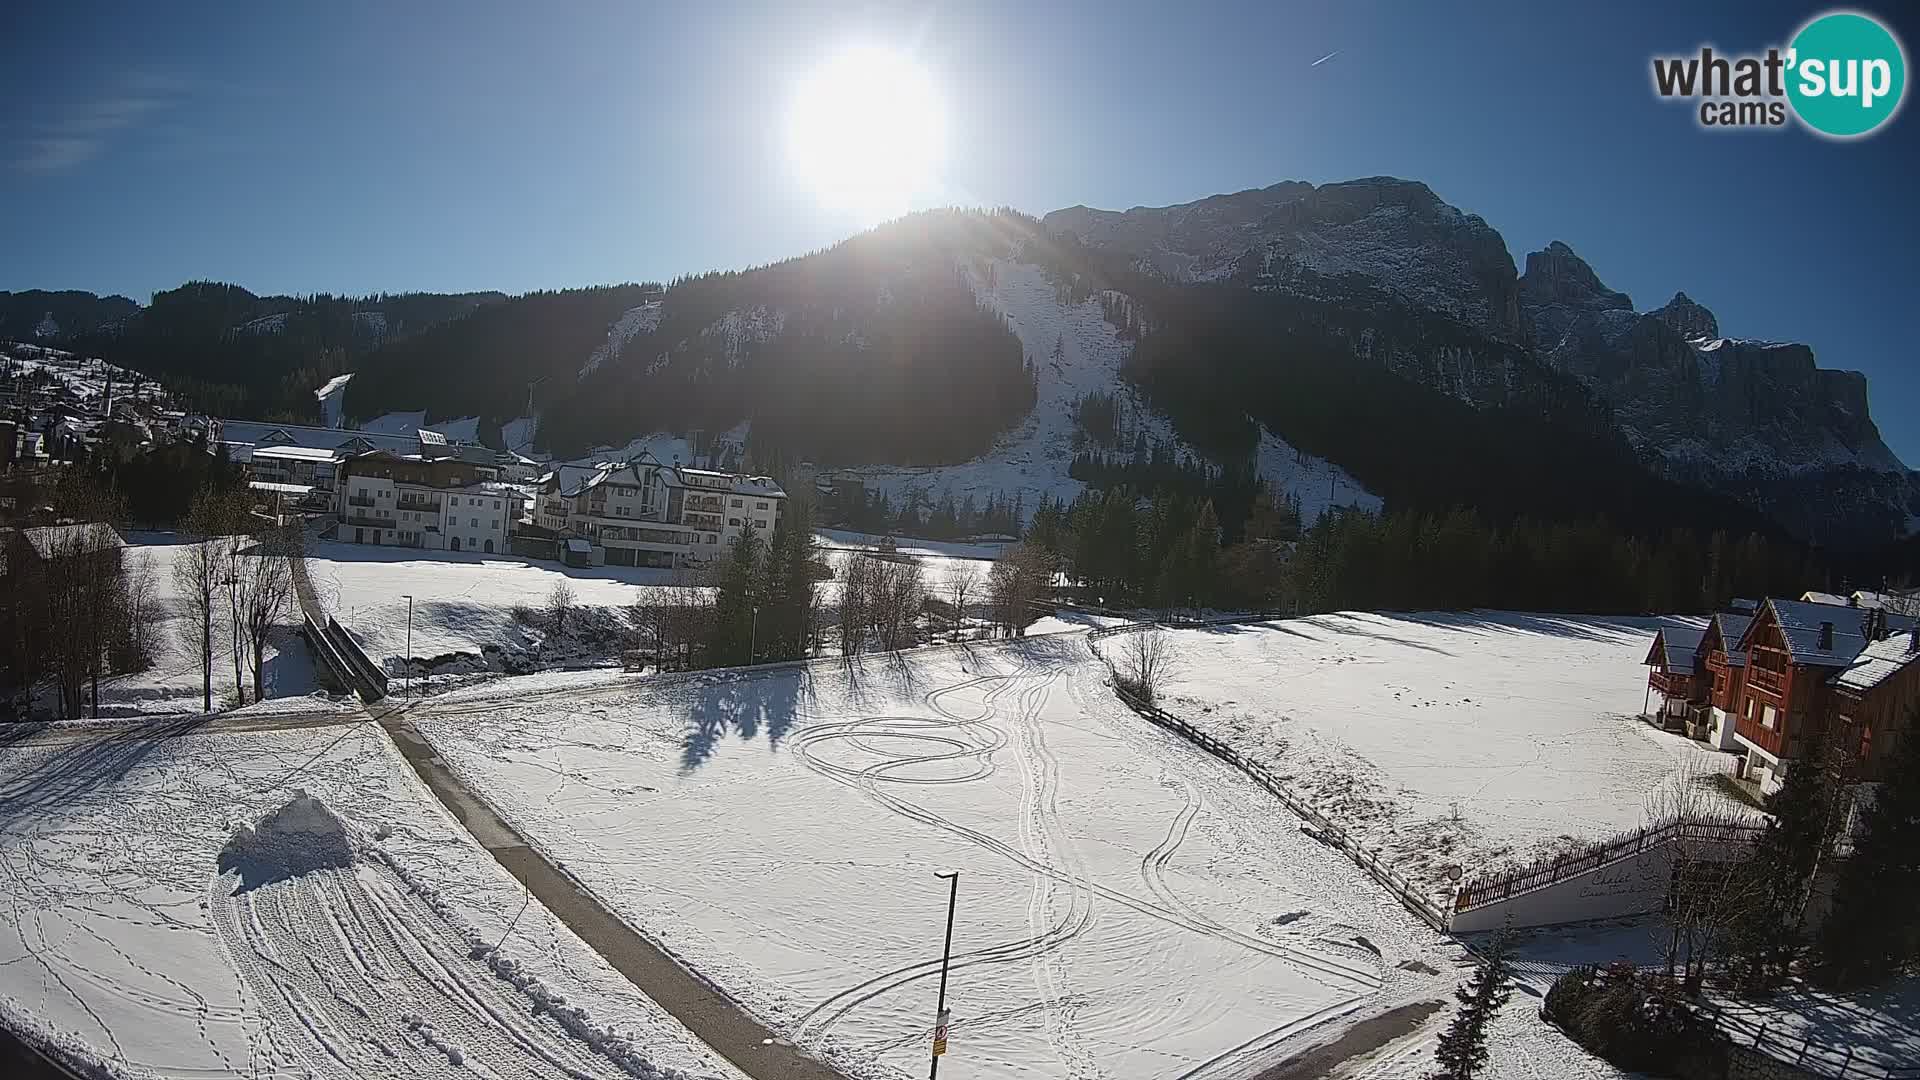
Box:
[408,637,1473,1080]
[0,718,744,1080]
[837,257,1376,522]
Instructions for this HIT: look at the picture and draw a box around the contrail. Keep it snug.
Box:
[1311,50,1340,67]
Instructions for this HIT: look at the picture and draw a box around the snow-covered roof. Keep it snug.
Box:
[1831,630,1920,694]
[1708,613,1753,666]
[1801,590,1849,607]
[219,419,422,455]
[248,444,343,463]
[20,522,125,558]
[1746,599,1918,668]
[1644,626,1705,669]
[565,538,593,554]
[248,480,315,495]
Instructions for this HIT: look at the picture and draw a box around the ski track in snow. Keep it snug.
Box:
[414,641,1403,1080]
[210,864,632,1080]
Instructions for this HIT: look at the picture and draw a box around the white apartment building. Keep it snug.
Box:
[335,448,518,554]
[536,452,785,568]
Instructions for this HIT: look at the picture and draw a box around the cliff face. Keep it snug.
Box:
[1048,179,1913,546]
[1516,242,1913,545]
[1045,177,1521,337]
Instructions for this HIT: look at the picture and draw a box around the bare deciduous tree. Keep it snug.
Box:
[1110,628,1182,706]
[174,488,230,713]
[836,553,874,657]
[547,581,578,637]
[235,524,299,702]
[1642,766,1767,988]
[945,564,980,642]
[869,558,926,652]
[988,543,1055,638]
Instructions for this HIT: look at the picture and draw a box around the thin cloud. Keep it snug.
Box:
[12,78,184,174]
[1311,50,1341,67]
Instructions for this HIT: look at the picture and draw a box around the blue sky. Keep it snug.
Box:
[5,1,1918,461]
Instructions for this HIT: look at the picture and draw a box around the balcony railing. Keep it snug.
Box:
[346,496,376,508]
[340,513,390,529]
[397,499,442,513]
[1748,665,1787,695]
[1648,670,1694,697]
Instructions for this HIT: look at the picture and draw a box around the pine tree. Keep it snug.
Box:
[1815,716,1920,988]
[708,530,765,666]
[1725,736,1837,992]
[1430,930,1514,1080]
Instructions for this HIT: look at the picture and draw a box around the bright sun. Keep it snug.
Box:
[787,45,946,220]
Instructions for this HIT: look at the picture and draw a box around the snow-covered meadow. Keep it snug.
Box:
[1146,612,1745,904]
[0,716,744,1080]
[407,636,1496,1080]
[306,542,678,673]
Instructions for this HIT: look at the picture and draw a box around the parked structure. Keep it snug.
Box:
[533,451,785,568]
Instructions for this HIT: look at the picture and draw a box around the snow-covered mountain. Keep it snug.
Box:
[1516,240,1915,544]
[1045,177,1522,337]
[1045,180,1912,546]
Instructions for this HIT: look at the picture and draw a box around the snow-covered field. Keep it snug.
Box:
[307,542,676,670]
[0,716,744,1080]
[1146,612,1746,904]
[34,535,320,718]
[407,636,1532,1080]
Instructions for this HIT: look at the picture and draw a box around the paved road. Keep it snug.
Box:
[379,712,851,1080]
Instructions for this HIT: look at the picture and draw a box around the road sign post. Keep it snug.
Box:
[930,871,958,1079]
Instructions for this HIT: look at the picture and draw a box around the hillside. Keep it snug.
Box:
[17,176,1912,548]
[48,283,505,420]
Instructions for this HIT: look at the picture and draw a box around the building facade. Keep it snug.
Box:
[334,450,517,554]
[535,453,786,568]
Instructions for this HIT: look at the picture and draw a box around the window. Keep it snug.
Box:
[493,500,501,510]
[1762,705,1778,730]
[756,501,767,510]
[729,518,741,527]
[470,517,480,528]
[707,534,717,544]
[731,498,743,507]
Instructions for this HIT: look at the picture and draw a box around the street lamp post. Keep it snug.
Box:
[750,604,759,664]
[402,594,414,696]
[929,871,959,1080]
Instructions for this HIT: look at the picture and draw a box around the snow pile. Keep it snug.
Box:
[220,789,360,885]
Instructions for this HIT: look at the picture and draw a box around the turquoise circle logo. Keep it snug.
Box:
[1787,11,1907,137]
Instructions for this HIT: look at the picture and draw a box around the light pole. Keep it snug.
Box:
[929,871,958,1079]
[402,594,414,696]
[749,604,759,664]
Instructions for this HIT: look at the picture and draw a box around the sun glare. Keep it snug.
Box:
[787,45,946,220]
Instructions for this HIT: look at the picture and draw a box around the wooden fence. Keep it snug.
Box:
[1085,629,1452,932]
[1453,818,1766,914]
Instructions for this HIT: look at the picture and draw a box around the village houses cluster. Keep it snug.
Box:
[217,418,785,568]
[1644,589,1920,796]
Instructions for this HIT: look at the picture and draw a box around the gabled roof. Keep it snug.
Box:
[1644,626,1706,669]
[1705,612,1754,666]
[1831,629,1920,694]
[1801,590,1849,607]
[20,522,125,558]
[1742,598,1918,668]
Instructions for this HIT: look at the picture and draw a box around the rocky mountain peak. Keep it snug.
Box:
[1652,291,1719,340]
[1042,176,1521,338]
[1517,241,1632,312]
